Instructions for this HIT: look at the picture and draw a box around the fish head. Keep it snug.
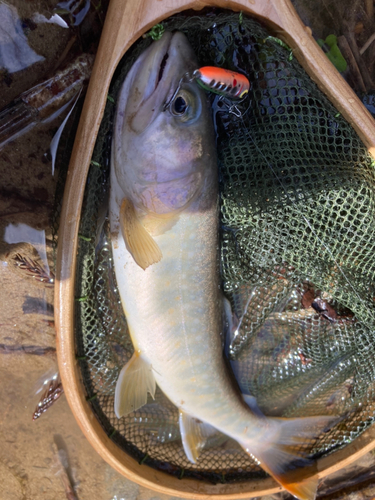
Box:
[112,31,217,215]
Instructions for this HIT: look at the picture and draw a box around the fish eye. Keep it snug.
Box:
[173,96,188,114]
[168,87,200,123]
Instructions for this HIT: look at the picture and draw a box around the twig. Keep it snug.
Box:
[13,253,55,287]
[344,29,375,91]
[360,32,375,55]
[51,36,78,74]
[321,0,341,32]
[365,0,374,20]
[33,375,64,421]
[52,443,78,500]
[91,0,105,26]
[0,344,56,356]
[0,210,45,219]
[337,36,367,92]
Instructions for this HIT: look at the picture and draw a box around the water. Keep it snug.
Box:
[1,0,375,498]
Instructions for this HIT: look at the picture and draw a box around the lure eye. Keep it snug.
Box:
[173,96,188,115]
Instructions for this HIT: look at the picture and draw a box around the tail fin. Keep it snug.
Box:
[240,416,338,500]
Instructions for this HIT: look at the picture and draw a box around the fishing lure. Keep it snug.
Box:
[163,67,250,113]
[193,67,250,99]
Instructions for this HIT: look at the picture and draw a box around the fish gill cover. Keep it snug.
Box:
[72,10,375,483]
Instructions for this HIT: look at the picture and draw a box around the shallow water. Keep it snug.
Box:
[1,0,375,498]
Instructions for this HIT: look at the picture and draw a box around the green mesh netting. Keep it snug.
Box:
[73,10,375,484]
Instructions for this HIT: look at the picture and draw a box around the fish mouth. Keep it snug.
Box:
[156,43,170,87]
[130,31,197,132]
[141,31,196,107]
[148,31,174,94]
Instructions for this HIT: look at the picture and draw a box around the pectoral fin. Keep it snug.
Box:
[119,198,162,270]
[179,411,217,463]
[142,211,179,236]
[114,352,156,418]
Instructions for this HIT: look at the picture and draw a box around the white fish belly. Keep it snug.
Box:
[110,189,256,440]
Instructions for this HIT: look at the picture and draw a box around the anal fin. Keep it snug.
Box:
[119,198,162,270]
[114,352,156,418]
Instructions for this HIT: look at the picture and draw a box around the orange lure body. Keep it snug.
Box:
[193,66,250,99]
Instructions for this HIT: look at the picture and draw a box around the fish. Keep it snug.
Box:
[109,31,335,500]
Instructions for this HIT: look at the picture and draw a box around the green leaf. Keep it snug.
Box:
[317,35,347,73]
